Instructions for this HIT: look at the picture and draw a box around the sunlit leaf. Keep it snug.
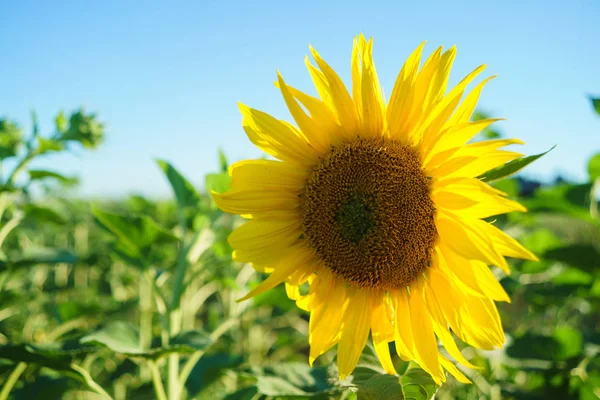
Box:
[81,321,212,360]
[55,111,67,133]
[24,204,67,225]
[218,148,229,173]
[399,365,440,400]
[37,137,65,153]
[0,119,22,159]
[478,146,556,182]
[156,159,201,211]
[29,169,78,185]
[588,153,600,181]
[59,109,104,149]
[590,96,600,116]
[205,173,231,195]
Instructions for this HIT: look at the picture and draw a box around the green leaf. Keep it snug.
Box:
[0,248,77,272]
[156,159,201,211]
[205,172,231,195]
[506,326,583,361]
[588,153,600,181]
[80,321,140,354]
[185,352,244,398]
[543,244,600,273]
[55,111,67,133]
[590,96,600,116]
[0,119,23,159]
[37,137,65,153]
[478,146,556,182]
[29,169,78,185]
[59,109,104,149]
[24,204,67,225]
[399,365,440,400]
[81,322,213,360]
[256,376,311,397]
[92,206,177,266]
[0,341,96,370]
[218,148,228,173]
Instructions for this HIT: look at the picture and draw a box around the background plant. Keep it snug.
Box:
[0,99,598,399]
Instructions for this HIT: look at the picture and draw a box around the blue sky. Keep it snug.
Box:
[1,0,599,198]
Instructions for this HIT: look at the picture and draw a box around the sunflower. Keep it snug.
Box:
[213,34,537,384]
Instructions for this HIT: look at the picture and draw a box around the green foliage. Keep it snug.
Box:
[479,145,556,182]
[0,119,22,160]
[588,153,600,181]
[58,109,105,148]
[590,96,600,116]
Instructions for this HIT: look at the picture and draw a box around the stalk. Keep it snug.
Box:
[0,362,27,400]
[590,177,599,219]
[139,270,154,381]
[167,210,189,400]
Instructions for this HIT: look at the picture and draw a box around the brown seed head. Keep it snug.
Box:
[300,138,437,289]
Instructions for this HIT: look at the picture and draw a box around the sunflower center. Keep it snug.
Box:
[300,138,437,289]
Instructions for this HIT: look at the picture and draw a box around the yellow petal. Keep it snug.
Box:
[353,35,385,138]
[439,355,472,384]
[439,244,510,303]
[370,292,397,375]
[401,46,443,143]
[423,272,478,368]
[408,280,445,384]
[431,190,478,210]
[239,103,318,165]
[228,218,301,255]
[237,244,315,301]
[425,119,502,165]
[433,177,526,218]
[309,45,359,139]
[428,156,478,178]
[445,76,496,127]
[212,189,299,215]
[229,159,307,192]
[472,218,538,261]
[448,150,524,178]
[309,275,348,364]
[436,212,508,272]
[393,288,415,361]
[337,289,371,379]
[276,72,329,153]
[285,282,300,300]
[387,41,426,142]
[428,266,503,349]
[425,46,457,112]
[274,80,341,147]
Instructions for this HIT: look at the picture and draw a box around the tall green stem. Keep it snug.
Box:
[590,177,599,219]
[0,362,27,400]
[168,210,189,400]
[140,270,154,382]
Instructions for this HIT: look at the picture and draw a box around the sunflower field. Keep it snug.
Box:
[1,50,600,400]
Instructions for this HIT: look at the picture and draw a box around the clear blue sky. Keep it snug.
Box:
[2,0,599,198]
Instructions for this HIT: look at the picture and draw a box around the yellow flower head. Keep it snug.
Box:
[213,34,537,384]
